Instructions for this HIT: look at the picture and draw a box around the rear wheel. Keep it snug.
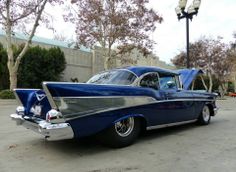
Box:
[99,117,141,148]
[198,105,211,125]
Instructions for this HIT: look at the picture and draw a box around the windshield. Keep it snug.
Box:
[87,70,137,85]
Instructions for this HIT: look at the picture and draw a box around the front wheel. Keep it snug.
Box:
[198,105,211,125]
[98,117,141,148]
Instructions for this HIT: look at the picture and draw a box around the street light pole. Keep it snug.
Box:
[186,17,190,68]
[175,0,201,68]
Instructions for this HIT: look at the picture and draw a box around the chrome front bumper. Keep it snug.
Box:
[10,114,74,141]
[213,107,219,116]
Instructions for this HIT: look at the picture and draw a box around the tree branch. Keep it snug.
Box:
[200,75,208,91]
[5,0,14,64]
[11,9,35,23]
[14,0,48,70]
[0,10,6,20]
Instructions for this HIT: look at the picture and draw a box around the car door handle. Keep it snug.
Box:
[165,93,171,96]
[164,93,172,100]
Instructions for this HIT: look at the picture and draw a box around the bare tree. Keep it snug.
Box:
[0,0,63,90]
[172,37,233,92]
[64,0,163,69]
[229,32,236,92]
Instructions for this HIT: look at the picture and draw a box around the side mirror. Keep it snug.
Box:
[166,81,176,89]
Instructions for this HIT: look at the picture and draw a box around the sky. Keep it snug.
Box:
[36,0,236,64]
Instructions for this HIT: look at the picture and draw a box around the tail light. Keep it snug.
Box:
[46,109,64,123]
[16,106,25,116]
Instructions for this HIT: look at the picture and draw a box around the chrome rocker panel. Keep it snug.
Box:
[146,119,197,130]
[10,114,74,141]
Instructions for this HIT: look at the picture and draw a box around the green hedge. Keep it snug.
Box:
[0,43,66,89]
[0,44,9,90]
[0,90,15,99]
[227,81,235,93]
[18,46,66,88]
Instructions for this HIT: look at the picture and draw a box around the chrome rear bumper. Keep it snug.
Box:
[10,114,74,141]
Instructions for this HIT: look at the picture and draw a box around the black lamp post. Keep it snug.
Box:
[175,0,201,68]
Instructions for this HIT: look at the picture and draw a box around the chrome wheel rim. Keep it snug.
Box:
[115,117,134,137]
[202,106,210,122]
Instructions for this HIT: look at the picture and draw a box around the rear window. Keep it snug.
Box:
[87,70,137,85]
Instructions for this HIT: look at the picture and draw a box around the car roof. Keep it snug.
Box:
[121,66,179,77]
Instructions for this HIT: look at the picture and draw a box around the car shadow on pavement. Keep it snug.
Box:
[36,124,193,149]
[23,120,222,157]
[31,137,111,156]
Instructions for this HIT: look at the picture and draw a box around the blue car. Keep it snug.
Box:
[11,66,218,147]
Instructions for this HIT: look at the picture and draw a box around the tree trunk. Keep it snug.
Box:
[104,56,109,70]
[220,83,226,98]
[208,72,213,92]
[104,45,113,70]
[234,75,236,93]
[7,52,18,90]
[200,75,208,91]
[9,68,17,90]
[7,51,18,90]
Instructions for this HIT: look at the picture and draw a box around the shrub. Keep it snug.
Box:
[0,43,9,90]
[17,46,66,88]
[0,90,15,99]
[227,81,235,93]
[0,43,66,89]
[193,75,220,91]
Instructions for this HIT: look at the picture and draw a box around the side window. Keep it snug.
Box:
[159,75,178,90]
[140,73,159,90]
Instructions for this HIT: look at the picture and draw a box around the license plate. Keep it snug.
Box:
[34,105,42,116]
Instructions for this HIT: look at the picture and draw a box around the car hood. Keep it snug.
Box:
[176,69,204,90]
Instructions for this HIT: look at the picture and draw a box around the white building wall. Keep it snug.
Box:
[0,35,175,83]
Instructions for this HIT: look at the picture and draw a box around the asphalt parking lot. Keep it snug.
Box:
[0,98,236,172]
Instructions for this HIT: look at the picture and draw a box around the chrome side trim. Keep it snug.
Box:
[146,98,214,103]
[54,96,156,121]
[55,96,156,99]
[64,106,142,121]
[54,96,213,102]
[43,81,136,87]
[146,119,197,130]
[42,82,57,109]
[56,97,214,121]
[14,88,41,90]
[10,114,74,141]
